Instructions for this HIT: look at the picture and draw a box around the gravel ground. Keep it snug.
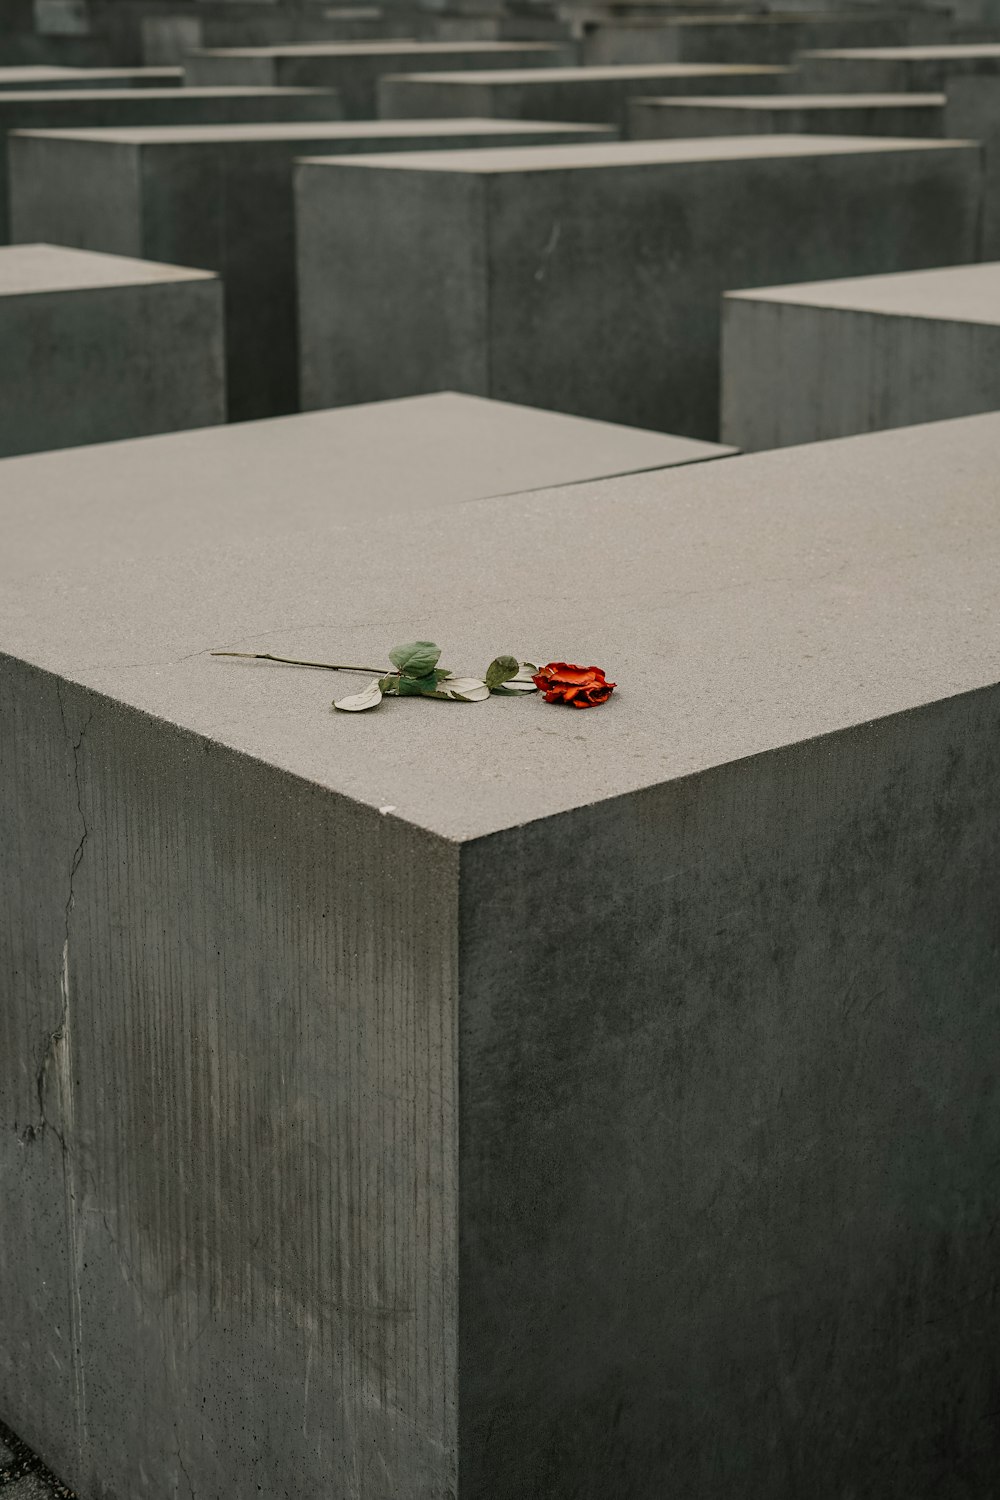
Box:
[0,1423,76,1499]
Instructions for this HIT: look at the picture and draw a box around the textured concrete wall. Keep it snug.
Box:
[628,94,947,142]
[721,283,1000,450]
[295,136,983,438]
[0,245,224,454]
[0,664,460,1499]
[457,686,1000,1498]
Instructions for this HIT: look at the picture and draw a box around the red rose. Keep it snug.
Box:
[531,661,616,708]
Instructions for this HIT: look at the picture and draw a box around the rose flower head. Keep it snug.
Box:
[531,661,616,708]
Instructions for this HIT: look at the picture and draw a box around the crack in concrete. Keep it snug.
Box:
[175,1433,196,1500]
[23,695,92,1147]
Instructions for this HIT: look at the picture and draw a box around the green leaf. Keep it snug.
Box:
[389,640,441,678]
[397,672,440,696]
[485,654,520,691]
[433,668,452,683]
[378,674,399,694]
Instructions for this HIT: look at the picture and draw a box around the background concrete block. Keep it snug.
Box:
[183,41,578,115]
[4,410,1000,1498]
[8,117,616,421]
[295,134,983,439]
[628,92,947,141]
[581,9,952,67]
[721,260,1000,449]
[0,86,344,241]
[378,61,789,125]
[790,49,1000,252]
[0,242,224,455]
[794,41,1000,92]
[140,4,418,63]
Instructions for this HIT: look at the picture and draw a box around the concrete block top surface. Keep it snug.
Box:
[803,44,1000,61]
[188,40,567,58]
[0,66,184,85]
[726,260,1000,324]
[311,131,976,174]
[0,67,91,83]
[0,86,336,105]
[12,118,613,145]
[636,91,947,110]
[381,62,789,84]
[3,408,1000,843]
[0,242,218,294]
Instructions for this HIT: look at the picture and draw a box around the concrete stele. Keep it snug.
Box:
[4,412,1000,1496]
[183,41,578,116]
[377,61,790,125]
[7,117,618,422]
[722,259,1000,449]
[581,8,951,67]
[0,242,224,456]
[794,41,1000,91]
[293,133,983,439]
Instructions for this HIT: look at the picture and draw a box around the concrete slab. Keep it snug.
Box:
[582,9,952,67]
[0,243,224,456]
[0,86,345,242]
[378,61,789,126]
[8,117,617,422]
[722,260,1000,449]
[183,41,578,116]
[295,133,983,439]
[0,64,182,89]
[628,91,947,141]
[4,410,1000,1497]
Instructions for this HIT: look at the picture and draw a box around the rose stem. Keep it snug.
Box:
[211,651,391,675]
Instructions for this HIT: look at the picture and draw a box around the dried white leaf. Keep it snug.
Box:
[437,676,490,702]
[333,679,383,713]
[501,668,538,693]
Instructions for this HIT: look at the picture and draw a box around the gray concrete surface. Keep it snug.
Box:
[628,91,947,141]
[581,9,950,66]
[295,134,983,438]
[378,60,789,125]
[0,86,344,242]
[183,40,577,116]
[722,260,1000,449]
[0,243,224,456]
[0,392,731,576]
[4,411,1000,1496]
[8,118,616,422]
